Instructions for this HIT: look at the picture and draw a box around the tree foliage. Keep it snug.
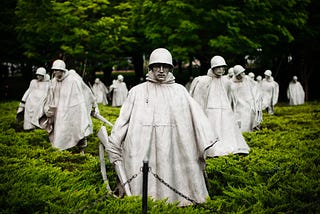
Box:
[13,0,312,65]
[1,0,320,99]
[0,0,21,63]
[15,0,135,69]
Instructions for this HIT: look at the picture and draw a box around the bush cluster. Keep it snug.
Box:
[0,101,319,213]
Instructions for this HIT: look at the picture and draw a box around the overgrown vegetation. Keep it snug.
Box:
[0,101,319,213]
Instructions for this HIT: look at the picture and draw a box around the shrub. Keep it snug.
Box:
[0,101,319,213]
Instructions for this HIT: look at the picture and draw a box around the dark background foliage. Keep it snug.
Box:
[1,0,320,101]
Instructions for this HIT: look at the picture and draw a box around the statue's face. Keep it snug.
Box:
[212,66,225,77]
[53,70,64,80]
[36,75,44,81]
[151,63,171,82]
[236,72,245,80]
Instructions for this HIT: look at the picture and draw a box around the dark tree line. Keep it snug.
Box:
[1,0,319,100]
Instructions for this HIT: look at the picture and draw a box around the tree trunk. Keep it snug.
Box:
[132,52,144,85]
[198,55,210,75]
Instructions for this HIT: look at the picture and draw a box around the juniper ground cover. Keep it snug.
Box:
[0,101,319,213]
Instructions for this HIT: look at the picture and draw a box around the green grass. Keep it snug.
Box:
[0,101,319,213]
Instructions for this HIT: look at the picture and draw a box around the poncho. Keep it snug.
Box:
[287,81,305,105]
[18,78,50,130]
[106,71,217,206]
[44,71,94,150]
[260,77,279,113]
[230,76,262,132]
[92,81,109,105]
[189,69,250,156]
[110,80,128,107]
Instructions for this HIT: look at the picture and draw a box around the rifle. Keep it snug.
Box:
[97,126,112,193]
[93,113,114,127]
[114,161,132,196]
[98,125,132,196]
